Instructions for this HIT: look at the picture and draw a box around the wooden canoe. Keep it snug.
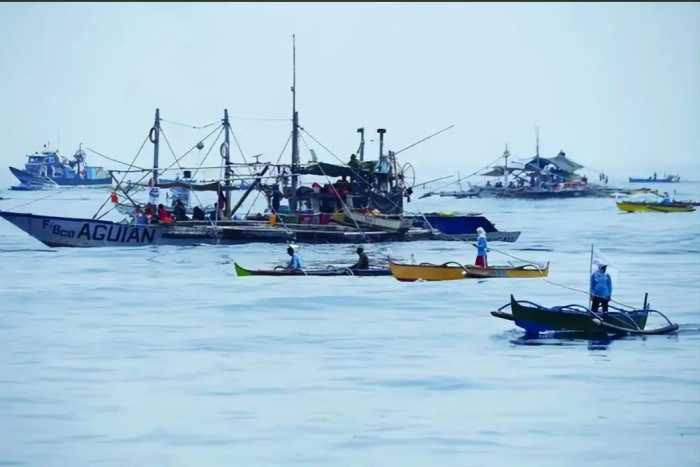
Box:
[389,260,549,282]
[491,295,678,336]
[234,263,391,277]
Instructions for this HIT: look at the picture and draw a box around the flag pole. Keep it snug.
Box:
[588,243,594,310]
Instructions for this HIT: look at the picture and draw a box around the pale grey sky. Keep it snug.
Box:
[1,2,699,188]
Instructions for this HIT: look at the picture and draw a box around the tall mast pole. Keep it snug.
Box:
[357,127,365,161]
[534,125,540,188]
[223,108,232,217]
[152,108,161,184]
[503,144,510,188]
[290,34,300,212]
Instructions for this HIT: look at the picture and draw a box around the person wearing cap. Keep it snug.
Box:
[350,246,369,270]
[473,227,489,268]
[590,264,613,313]
[285,246,302,271]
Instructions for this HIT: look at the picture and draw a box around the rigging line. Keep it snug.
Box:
[229,129,249,165]
[187,126,224,181]
[275,132,293,166]
[85,146,148,170]
[160,118,218,129]
[94,134,151,219]
[6,186,82,211]
[159,126,213,219]
[429,152,509,194]
[394,125,455,156]
[161,123,224,175]
[487,244,637,309]
[229,115,291,122]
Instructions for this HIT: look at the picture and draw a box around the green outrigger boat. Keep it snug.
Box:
[492,294,679,337]
[234,262,391,277]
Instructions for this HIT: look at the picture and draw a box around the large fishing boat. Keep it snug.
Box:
[0,37,517,247]
[9,145,111,190]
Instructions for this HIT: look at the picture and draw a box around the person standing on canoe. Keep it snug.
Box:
[473,227,489,268]
[286,246,302,271]
[590,264,612,314]
[350,246,369,270]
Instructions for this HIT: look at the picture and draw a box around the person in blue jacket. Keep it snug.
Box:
[285,246,302,271]
[590,264,612,313]
[473,227,489,267]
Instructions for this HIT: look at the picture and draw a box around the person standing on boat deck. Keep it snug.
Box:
[473,227,489,268]
[590,264,612,314]
[286,246,302,271]
[350,246,369,270]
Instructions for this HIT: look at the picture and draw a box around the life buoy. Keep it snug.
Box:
[220,142,230,159]
[110,192,119,203]
[149,127,158,143]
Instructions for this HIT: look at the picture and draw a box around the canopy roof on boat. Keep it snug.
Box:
[525,151,584,174]
[300,160,378,178]
[481,163,525,177]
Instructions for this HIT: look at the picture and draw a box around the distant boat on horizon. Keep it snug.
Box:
[9,144,112,190]
[628,173,680,183]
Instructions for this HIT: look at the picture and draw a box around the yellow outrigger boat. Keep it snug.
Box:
[616,201,696,213]
[389,260,549,282]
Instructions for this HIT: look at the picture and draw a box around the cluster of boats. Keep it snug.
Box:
[234,254,678,338]
[0,39,686,342]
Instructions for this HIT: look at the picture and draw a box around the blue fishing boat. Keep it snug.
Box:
[9,145,112,189]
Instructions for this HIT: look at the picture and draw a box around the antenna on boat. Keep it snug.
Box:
[290,33,300,212]
[223,108,232,218]
[150,108,161,184]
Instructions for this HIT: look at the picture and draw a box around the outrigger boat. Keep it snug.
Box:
[234,263,391,277]
[616,200,695,213]
[388,260,549,282]
[629,174,680,183]
[492,295,679,337]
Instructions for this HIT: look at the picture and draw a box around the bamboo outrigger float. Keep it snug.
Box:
[388,260,549,282]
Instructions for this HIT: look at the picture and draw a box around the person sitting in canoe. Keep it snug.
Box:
[286,246,302,271]
[473,227,489,268]
[350,246,369,270]
[590,264,612,314]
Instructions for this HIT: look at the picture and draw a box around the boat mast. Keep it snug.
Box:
[357,127,365,161]
[223,108,232,217]
[290,34,300,212]
[534,126,540,188]
[503,144,510,188]
[152,108,161,184]
[588,243,594,311]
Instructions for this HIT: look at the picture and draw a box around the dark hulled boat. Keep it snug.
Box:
[491,295,678,336]
[234,263,391,277]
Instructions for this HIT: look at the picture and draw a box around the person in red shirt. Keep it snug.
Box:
[157,204,174,224]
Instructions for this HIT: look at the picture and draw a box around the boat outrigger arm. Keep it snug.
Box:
[230,164,270,217]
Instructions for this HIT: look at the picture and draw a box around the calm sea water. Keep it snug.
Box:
[1,181,699,467]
